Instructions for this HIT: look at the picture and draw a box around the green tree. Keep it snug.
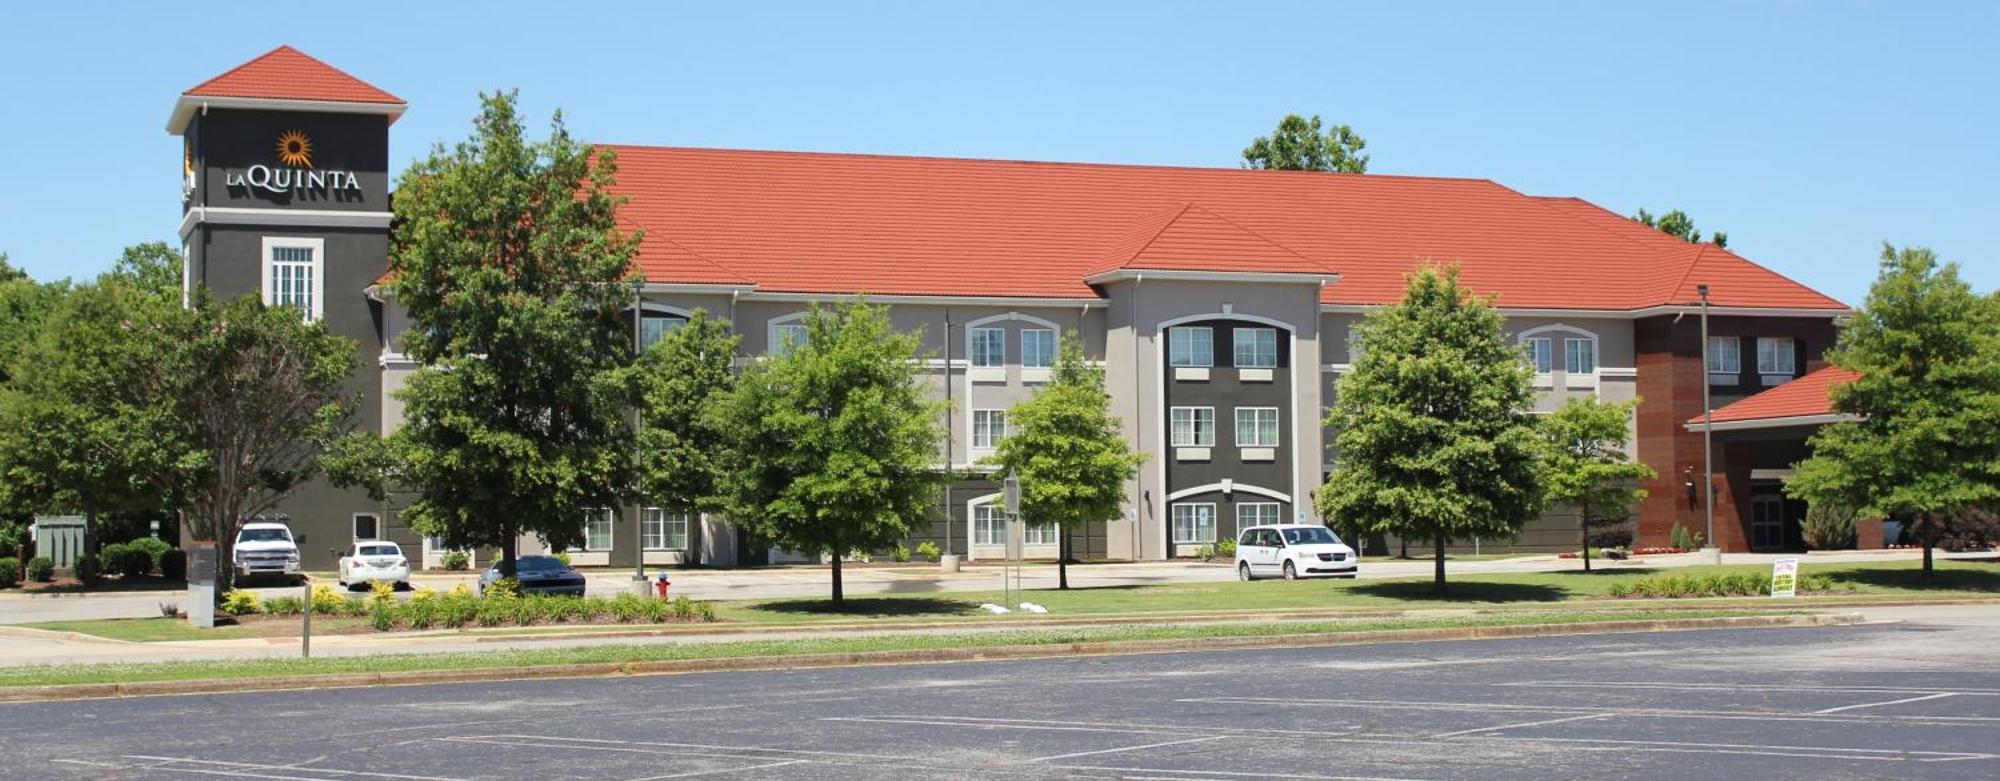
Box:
[1787,244,2000,580]
[626,309,739,566]
[709,301,947,604]
[988,333,1147,590]
[1540,398,1653,572]
[1317,266,1545,594]
[108,242,184,299]
[1242,114,1369,173]
[379,92,642,580]
[1633,208,1728,248]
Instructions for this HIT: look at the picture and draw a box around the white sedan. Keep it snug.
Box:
[338,541,412,590]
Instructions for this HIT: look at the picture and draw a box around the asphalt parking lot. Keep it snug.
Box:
[3,614,1996,779]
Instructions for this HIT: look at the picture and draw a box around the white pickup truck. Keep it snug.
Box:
[233,522,303,584]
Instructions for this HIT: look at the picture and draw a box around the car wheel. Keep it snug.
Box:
[1238,563,1253,582]
[1282,561,1298,581]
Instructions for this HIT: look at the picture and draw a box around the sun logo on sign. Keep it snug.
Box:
[275,130,314,168]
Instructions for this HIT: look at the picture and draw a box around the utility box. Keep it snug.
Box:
[187,543,217,629]
[30,516,86,571]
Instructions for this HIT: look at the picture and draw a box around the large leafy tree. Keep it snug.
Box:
[1242,114,1369,173]
[625,309,739,566]
[1633,208,1728,248]
[380,92,641,580]
[1540,398,1653,572]
[988,333,1147,590]
[1317,266,1545,594]
[1788,244,2000,580]
[709,301,947,604]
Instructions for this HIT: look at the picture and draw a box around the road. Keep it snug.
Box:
[1,549,1968,625]
[2,606,1995,779]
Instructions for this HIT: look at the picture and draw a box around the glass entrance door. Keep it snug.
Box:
[1750,495,1786,551]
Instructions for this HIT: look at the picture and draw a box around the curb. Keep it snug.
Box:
[0,612,1857,704]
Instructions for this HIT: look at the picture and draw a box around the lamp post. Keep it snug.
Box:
[632,281,648,592]
[1698,284,1716,558]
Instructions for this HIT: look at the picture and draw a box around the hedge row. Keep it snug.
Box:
[1606,572,1849,599]
[221,583,718,631]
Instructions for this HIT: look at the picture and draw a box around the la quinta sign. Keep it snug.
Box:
[224,129,362,195]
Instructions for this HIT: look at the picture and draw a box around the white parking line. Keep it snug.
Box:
[119,756,461,781]
[1058,765,1434,781]
[1814,692,1957,714]
[440,733,911,760]
[1428,713,1609,738]
[1496,680,2000,696]
[622,759,806,780]
[1177,696,2000,726]
[1029,735,1224,762]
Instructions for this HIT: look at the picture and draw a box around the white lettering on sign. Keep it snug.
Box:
[226,164,363,195]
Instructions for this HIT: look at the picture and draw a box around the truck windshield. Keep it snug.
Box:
[238,528,291,543]
[1281,527,1341,546]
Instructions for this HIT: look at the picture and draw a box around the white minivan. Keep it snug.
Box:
[1236,524,1358,581]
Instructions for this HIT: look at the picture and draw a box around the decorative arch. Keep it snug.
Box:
[1165,481,1292,504]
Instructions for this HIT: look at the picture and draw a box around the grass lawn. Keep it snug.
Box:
[716,557,2000,624]
[0,608,1790,690]
[24,616,372,643]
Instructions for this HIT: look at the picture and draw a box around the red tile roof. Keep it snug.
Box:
[605,145,1848,309]
[1693,366,1860,425]
[183,45,404,105]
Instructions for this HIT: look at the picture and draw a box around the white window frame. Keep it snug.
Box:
[260,236,324,322]
[1233,327,1278,368]
[971,327,1007,367]
[1235,407,1280,447]
[973,503,1005,546]
[1708,336,1742,374]
[642,507,688,551]
[638,312,686,352]
[1168,326,1214,367]
[1524,337,1552,373]
[351,512,380,542]
[1170,406,1215,447]
[1756,337,1796,376]
[1172,503,1217,544]
[1024,522,1057,546]
[1564,337,1596,375]
[583,508,615,552]
[1020,328,1056,369]
[972,408,1007,450]
[1236,502,1280,530]
[769,322,809,357]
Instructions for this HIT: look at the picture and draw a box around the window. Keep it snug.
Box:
[1172,503,1217,544]
[973,503,1005,546]
[1235,407,1279,447]
[771,322,808,356]
[1708,336,1742,374]
[1757,338,1796,375]
[1233,328,1278,368]
[1564,338,1596,374]
[1347,325,1364,362]
[1025,522,1057,546]
[1237,503,1280,530]
[583,508,615,552]
[1170,407,1215,447]
[971,327,1007,367]
[1021,328,1056,368]
[639,314,684,351]
[352,513,380,541]
[1524,337,1552,373]
[1168,326,1214,367]
[262,237,323,322]
[972,409,1007,449]
[642,508,688,551]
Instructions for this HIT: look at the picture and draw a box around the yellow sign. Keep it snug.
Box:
[275,130,314,168]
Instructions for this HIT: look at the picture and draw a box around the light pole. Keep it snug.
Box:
[1698,284,1716,557]
[632,281,648,591]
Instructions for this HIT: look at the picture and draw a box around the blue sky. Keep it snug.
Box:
[3,1,1994,304]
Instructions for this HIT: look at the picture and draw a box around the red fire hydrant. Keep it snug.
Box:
[654,572,671,599]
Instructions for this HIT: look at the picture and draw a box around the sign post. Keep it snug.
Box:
[1770,558,1799,598]
[186,543,217,629]
[1003,470,1023,609]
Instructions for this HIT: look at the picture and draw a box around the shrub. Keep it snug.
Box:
[914,541,941,561]
[1668,523,1696,551]
[641,595,669,623]
[368,580,397,609]
[26,556,55,583]
[475,599,511,627]
[439,591,478,628]
[483,578,519,600]
[0,558,18,586]
[220,589,262,616]
[264,595,305,615]
[311,584,345,614]
[440,550,470,571]
[1803,504,1858,550]
[670,594,696,621]
[129,537,173,571]
[339,596,371,618]
[609,593,647,623]
[889,544,911,563]
[101,542,155,578]
[695,601,716,622]
[577,596,610,621]
[1194,544,1215,560]
[158,549,187,581]
[371,601,395,631]
[1217,538,1238,559]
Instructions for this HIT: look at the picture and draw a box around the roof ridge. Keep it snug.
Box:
[598,143,1507,187]
[1184,203,1326,268]
[1666,243,1709,306]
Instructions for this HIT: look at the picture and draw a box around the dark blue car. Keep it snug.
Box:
[477,555,586,597]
